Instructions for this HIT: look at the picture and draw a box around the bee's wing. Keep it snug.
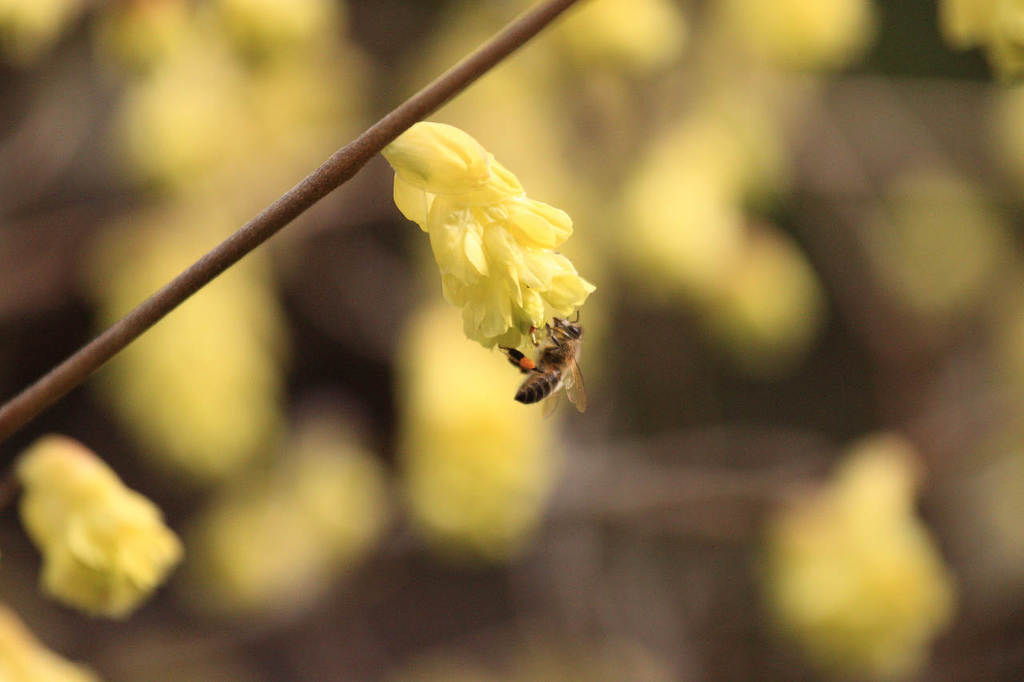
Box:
[541,390,562,418]
[564,358,586,413]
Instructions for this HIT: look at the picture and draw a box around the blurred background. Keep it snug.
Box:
[1,0,1022,679]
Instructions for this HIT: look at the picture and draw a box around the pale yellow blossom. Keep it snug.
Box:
[718,0,876,70]
[116,36,250,191]
[94,0,191,73]
[0,605,98,682]
[399,304,556,560]
[383,122,595,348]
[940,0,1024,76]
[990,0,1024,75]
[865,170,1012,320]
[622,105,786,301]
[115,24,366,195]
[553,0,687,72]
[764,434,956,679]
[0,0,82,63]
[212,0,341,60]
[88,206,286,481]
[184,418,388,615]
[17,436,183,619]
[705,227,824,377]
[941,0,1000,46]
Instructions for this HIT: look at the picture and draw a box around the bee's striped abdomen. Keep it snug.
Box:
[515,369,562,404]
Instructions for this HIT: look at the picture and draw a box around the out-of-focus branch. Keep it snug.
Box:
[0,0,582,444]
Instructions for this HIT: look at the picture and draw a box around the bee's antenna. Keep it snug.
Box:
[571,309,581,323]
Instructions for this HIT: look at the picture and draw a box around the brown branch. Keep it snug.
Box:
[0,0,582,444]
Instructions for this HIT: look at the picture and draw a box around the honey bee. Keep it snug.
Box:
[500,317,586,415]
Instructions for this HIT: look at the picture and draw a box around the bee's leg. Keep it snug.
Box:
[499,346,533,374]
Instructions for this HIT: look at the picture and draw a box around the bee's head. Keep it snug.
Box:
[553,317,583,340]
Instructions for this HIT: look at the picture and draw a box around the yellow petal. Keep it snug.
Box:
[393,175,431,229]
[504,197,573,248]
[382,121,492,194]
[463,228,488,276]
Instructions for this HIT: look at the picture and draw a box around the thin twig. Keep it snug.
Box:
[0,0,581,444]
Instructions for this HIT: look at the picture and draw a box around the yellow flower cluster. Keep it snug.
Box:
[0,0,82,64]
[399,304,556,560]
[941,0,1024,76]
[17,436,183,619]
[0,606,98,682]
[88,208,287,481]
[383,122,595,348]
[764,434,956,679]
[622,101,823,375]
[551,0,687,72]
[115,37,250,191]
[212,0,341,60]
[184,418,388,615]
[704,227,824,376]
[865,170,1012,320]
[718,0,877,70]
[94,0,191,73]
[108,0,365,194]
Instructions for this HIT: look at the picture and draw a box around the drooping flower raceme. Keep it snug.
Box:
[383,122,595,348]
[17,435,184,619]
[763,434,956,679]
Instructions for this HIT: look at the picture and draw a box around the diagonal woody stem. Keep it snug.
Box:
[0,0,582,444]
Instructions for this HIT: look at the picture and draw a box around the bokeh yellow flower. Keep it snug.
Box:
[623,120,747,302]
[17,435,183,619]
[552,0,687,72]
[113,12,365,195]
[865,170,1012,320]
[94,0,191,73]
[0,0,82,64]
[764,433,956,679]
[704,226,824,377]
[940,0,1024,77]
[115,35,250,191]
[399,303,556,561]
[621,104,787,302]
[183,417,388,616]
[212,0,341,61]
[941,0,1000,47]
[88,206,287,482]
[718,0,877,70]
[383,122,595,348]
[0,605,98,682]
[988,0,1024,77]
